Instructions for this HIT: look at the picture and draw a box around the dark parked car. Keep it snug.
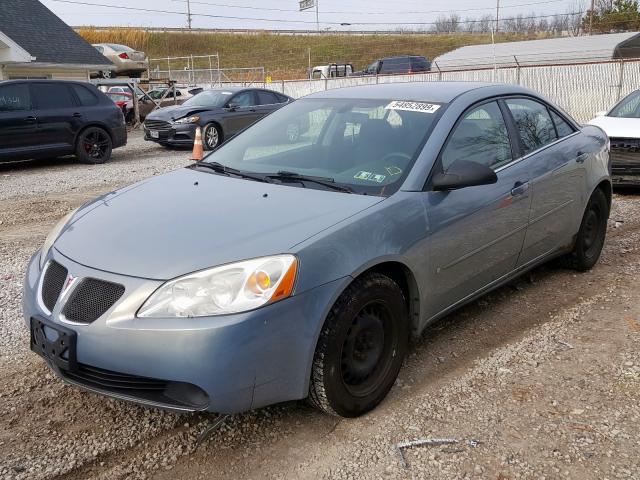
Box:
[143,87,294,150]
[354,55,431,76]
[0,80,127,164]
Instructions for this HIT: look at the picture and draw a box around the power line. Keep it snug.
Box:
[48,0,585,26]
[171,0,568,16]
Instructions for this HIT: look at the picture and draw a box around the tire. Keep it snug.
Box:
[101,70,114,79]
[563,188,609,271]
[75,127,113,164]
[203,123,222,150]
[308,272,409,417]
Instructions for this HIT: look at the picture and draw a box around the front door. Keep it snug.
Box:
[224,91,261,136]
[423,100,532,319]
[0,82,38,160]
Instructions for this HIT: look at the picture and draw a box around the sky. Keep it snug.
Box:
[39,0,582,31]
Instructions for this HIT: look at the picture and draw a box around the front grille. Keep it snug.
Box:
[144,119,172,131]
[63,363,168,391]
[61,278,125,324]
[41,261,68,312]
[610,137,640,170]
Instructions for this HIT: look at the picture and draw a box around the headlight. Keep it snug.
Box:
[39,208,79,269]
[137,255,298,318]
[172,116,200,125]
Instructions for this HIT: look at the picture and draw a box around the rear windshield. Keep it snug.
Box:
[202,97,445,196]
[183,90,234,107]
[108,44,134,52]
[609,90,640,118]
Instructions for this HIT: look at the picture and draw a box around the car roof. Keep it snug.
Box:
[304,82,501,103]
[0,79,94,86]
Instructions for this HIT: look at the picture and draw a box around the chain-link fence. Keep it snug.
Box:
[223,58,640,123]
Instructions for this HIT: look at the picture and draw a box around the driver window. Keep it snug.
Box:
[229,91,254,107]
[441,101,512,171]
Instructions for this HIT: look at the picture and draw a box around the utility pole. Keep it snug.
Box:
[187,0,193,30]
[589,0,595,35]
[316,0,319,33]
[495,0,500,33]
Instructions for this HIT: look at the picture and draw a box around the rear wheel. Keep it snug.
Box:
[75,127,113,164]
[564,188,609,271]
[203,123,221,150]
[308,273,409,417]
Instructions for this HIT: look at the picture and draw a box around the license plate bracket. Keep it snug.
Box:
[30,316,77,371]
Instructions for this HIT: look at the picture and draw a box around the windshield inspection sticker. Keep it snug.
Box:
[354,171,386,183]
[385,100,441,114]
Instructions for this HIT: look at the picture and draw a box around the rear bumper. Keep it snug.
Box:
[112,125,127,149]
[143,123,197,147]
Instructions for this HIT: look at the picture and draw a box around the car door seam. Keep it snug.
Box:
[528,199,574,226]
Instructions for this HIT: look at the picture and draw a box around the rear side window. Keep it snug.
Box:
[275,93,289,103]
[71,84,99,107]
[550,110,575,138]
[0,83,31,112]
[505,98,557,155]
[257,91,278,105]
[410,57,430,70]
[380,57,410,73]
[32,83,75,110]
[441,101,513,170]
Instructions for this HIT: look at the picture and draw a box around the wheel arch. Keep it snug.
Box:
[595,178,612,214]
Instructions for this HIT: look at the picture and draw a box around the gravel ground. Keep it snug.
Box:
[1,134,639,480]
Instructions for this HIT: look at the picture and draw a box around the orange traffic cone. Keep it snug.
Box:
[191,127,204,161]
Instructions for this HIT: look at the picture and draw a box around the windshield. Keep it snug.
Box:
[148,89,169,100]
[108,94,130,102]
[183,90,233,107]
[609,90,640,118]
[109,44,134,52]
[202,97,444,196]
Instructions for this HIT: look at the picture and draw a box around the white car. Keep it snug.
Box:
[589,90,640,186]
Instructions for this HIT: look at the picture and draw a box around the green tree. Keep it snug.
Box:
[583,0,640,32]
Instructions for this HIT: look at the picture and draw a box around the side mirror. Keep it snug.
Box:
[431,160,498,191]
[226,103,238,111]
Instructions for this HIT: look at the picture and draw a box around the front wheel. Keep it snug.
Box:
[308,273,409,417]
[75,127,113,164]
[564,188,609,271]
[202,123,222,150]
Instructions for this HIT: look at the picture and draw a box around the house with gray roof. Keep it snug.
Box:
[0,0,113,81]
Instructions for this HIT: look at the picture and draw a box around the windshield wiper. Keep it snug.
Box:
[192,161,272,183]
[266,171,354,194]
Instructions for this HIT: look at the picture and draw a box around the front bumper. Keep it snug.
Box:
[143,122,197,147]
[23,250,346,413]
[610,140,640,186]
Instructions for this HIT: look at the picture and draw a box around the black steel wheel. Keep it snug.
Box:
[203,123,221,150]
[564,188,609,271]
[308,272,409,417]
[75,127,113,164]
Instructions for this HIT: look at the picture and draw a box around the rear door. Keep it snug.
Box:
[424,100,532,318]
[223,90,261,135]
[31,82,83,153]
[0,82,38,160]
[503,98,585,265]
[255,90,285,117]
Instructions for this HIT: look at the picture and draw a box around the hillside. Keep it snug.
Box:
[77,28,544,79]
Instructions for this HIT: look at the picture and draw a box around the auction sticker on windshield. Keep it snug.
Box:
[385,101,441,114]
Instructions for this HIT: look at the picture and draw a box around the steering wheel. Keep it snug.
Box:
[381,152,412,164]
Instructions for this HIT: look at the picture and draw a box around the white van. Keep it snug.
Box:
[310,63,354,79]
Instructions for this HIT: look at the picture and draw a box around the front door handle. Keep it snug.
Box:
[511,181,530,196]
[24,115,37,123]
[72,112,83,118]
[576,151,589,163]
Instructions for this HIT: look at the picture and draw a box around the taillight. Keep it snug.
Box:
[118,52,129,59]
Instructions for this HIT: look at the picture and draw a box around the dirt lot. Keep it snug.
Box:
[1,132,639,480]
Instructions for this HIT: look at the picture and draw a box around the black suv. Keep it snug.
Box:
[356,55,431,76]
[0,80,127,164]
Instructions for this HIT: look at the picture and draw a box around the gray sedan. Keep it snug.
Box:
[24,82,611,418]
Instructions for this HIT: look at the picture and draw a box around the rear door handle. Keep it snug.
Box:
[576,151,589,163]
[24,115,37,123]
[72,112,83,118]
[511,181,530,196]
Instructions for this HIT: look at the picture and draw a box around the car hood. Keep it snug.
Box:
[54,168,383,280]
[588,115,640,138]
[145,105,222,122]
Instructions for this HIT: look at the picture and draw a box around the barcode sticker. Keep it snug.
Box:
[385,101,441,114]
